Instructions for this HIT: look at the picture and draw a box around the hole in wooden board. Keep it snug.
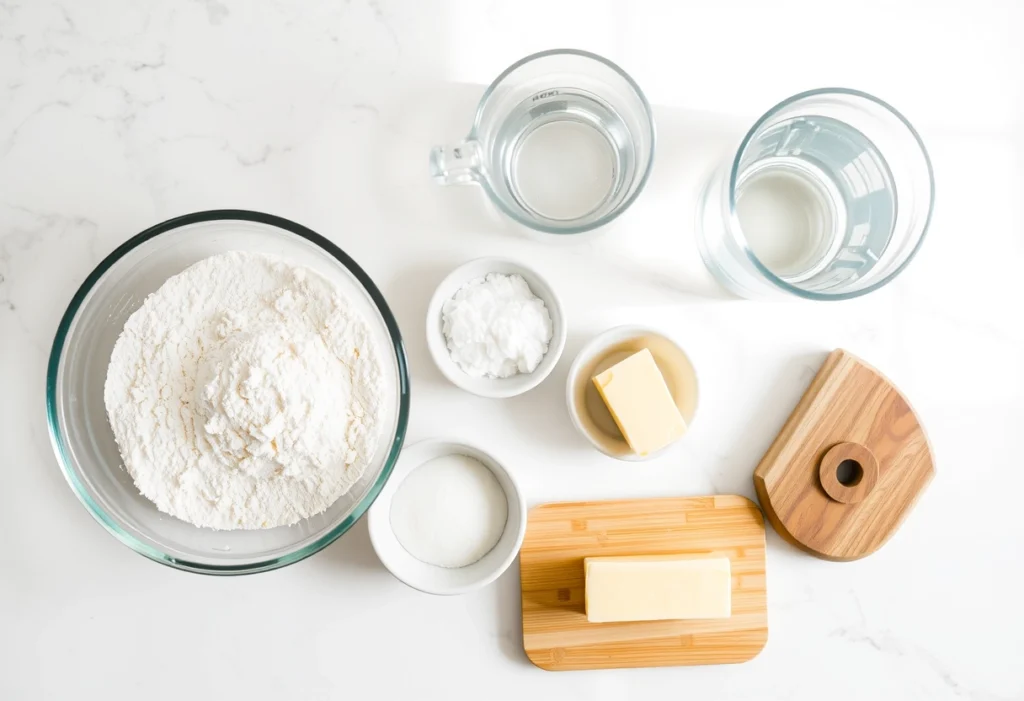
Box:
[835,459,863,487]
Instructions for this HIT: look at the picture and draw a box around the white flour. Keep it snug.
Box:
[104,251,386,530]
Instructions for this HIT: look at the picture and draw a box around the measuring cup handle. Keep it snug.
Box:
[429,139,483,185]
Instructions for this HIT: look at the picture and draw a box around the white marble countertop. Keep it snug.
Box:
[2,1,1023,699]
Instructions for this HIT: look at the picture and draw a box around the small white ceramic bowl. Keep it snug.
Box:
[367,439,527,596]
[426,257,566,398]
[566,325,700,461]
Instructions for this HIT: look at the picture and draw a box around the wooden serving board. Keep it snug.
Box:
[520,496,767,671]
[753,349,935,561]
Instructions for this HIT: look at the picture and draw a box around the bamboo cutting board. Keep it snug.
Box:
[520,495,767,671]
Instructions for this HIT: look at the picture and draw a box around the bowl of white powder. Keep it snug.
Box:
[367,439,527,595]
[47,210,410,574]
[426,257,566,398]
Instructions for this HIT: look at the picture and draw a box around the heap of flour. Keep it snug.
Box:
[104,251,386,530]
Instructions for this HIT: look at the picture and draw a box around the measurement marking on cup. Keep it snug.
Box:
[533,90,560,101]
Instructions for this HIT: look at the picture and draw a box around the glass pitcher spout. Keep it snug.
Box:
[429,139,483,185]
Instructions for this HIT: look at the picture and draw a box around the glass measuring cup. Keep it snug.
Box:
[696,88,934,299]
[430,49,656,235]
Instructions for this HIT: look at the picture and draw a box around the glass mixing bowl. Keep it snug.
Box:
[46,210,410,574]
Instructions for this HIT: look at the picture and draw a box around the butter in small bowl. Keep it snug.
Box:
[566,326,698,461]
[592,347,688,457]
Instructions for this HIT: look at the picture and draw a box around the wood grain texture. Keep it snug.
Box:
[520,495,767,671]
[753,349,935,561]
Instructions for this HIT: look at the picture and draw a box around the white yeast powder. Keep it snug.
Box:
[441,273,552,378]
[104,251,386,530]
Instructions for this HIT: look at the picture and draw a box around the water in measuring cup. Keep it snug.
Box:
[735,116,897,291]
[514,121,615,220]
[500,89,632,224]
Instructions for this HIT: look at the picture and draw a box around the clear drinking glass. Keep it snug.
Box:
[430,49,656,235]
[696,88,934,300]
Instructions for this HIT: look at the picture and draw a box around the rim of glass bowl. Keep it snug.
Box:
[469,48,657,235]
[727,87,935,301]
[45,209,411,575]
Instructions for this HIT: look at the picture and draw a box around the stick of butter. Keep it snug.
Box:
[592,348,687,456]
[584,554,732,623]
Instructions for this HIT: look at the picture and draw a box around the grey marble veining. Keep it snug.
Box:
[1,1,1022,699]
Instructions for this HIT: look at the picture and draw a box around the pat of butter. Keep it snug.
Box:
[592,348,687,456]
[584,554,732,623]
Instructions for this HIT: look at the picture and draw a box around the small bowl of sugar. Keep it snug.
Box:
[367,439,527,596]
[426,257,566,398]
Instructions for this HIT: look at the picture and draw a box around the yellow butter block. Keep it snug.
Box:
[592,348,687,456]
[584,554,732,623]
